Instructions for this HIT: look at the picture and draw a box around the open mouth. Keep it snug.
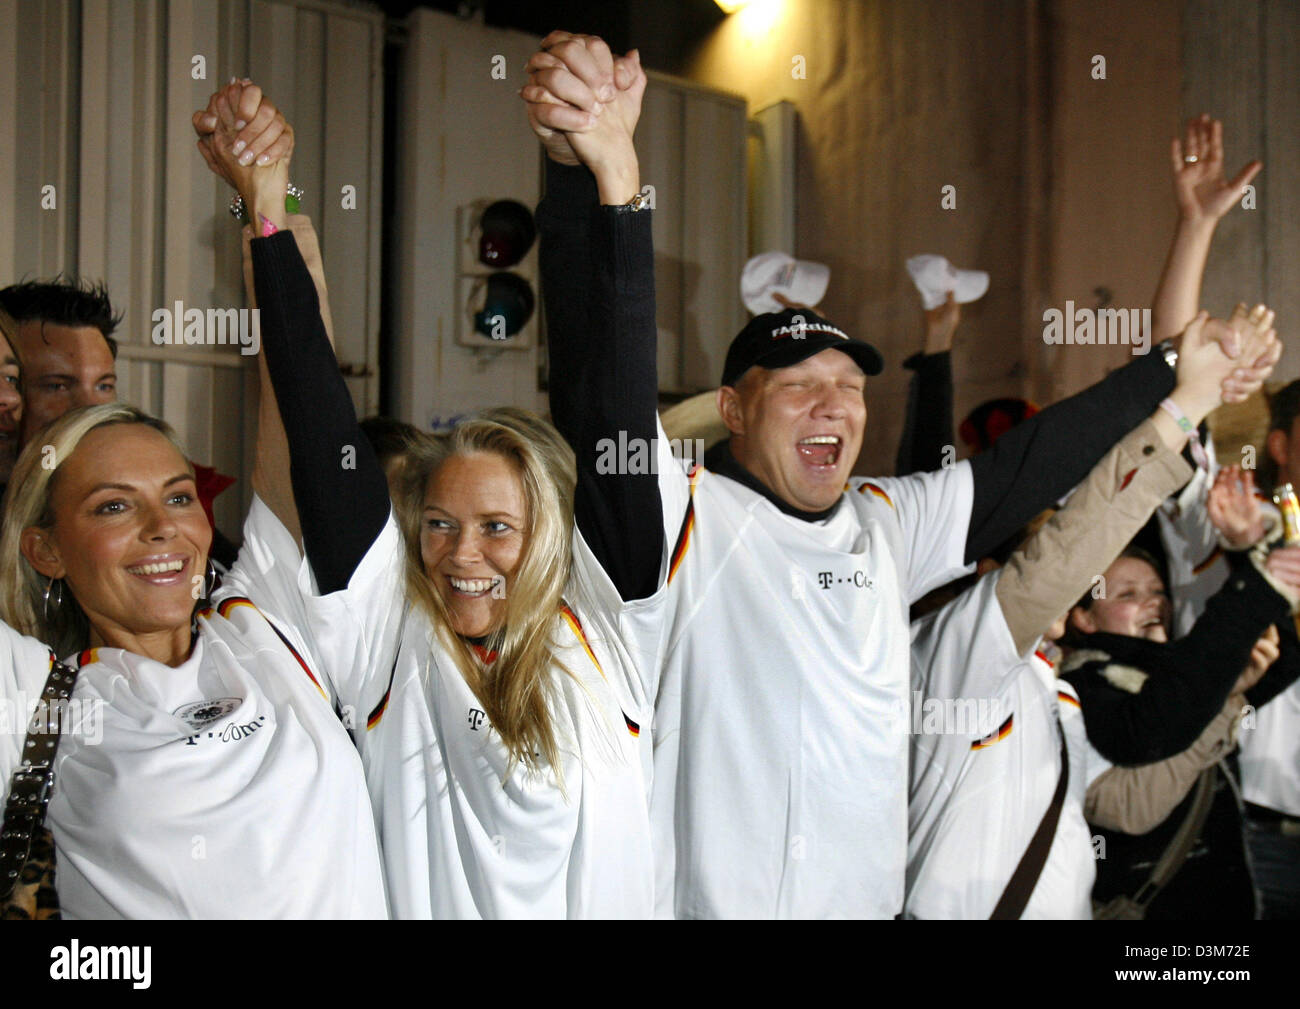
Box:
[797,435,842,468]
[125,556,189,585]
[1138,616,1166,639]
[448,576,498,598]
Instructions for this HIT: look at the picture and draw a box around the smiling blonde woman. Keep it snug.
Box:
[0,404,387,919]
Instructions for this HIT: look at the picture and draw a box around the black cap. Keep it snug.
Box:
[720,307,884,387]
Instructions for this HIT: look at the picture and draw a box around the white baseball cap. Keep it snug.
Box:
[906,254,989,311]
[741,251,831,315]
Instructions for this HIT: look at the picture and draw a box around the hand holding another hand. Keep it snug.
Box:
[522,31,645,204]
[193,80,294,230]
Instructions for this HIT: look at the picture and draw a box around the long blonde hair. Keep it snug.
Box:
[0,404,193,656]
[395,408,577,777]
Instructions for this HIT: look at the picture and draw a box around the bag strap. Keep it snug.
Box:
[990,715,1070,919]
[1130,766,1216,910]
[0,656,82,900]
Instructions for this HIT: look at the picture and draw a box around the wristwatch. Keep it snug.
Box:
[624,189,652,212]
[1158,339,1178,371]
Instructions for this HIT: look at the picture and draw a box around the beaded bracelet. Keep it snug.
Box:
[229,183,303,225]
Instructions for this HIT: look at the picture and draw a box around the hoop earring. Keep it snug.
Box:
[204,560,218,600]
[42,577,64,624]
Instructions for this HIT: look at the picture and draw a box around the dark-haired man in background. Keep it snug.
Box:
[0,278,119,446]
[0,277,238,567]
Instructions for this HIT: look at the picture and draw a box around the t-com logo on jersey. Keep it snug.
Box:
[816,570,874,590]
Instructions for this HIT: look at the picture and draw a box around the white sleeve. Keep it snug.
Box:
[868,460,975,601]
[221,495,407,715]
[568,524,669,718]
[909,570,1025,703]
[654,416,694,585]
[0,621,61,791]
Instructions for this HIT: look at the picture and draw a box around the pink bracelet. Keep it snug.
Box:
[259,214,279,238]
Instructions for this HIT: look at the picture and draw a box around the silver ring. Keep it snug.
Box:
[1184,155,1199,164]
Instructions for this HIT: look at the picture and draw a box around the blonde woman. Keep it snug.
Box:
[201,81,658,918]
[0,404,387,918]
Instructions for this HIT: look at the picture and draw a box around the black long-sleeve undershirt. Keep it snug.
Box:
[537,160,663,602]
[962,351,1174,564]
[250,231,390,594]
[539,162,1176,590]
[1063,556,1292,766]
[895,350,953,477]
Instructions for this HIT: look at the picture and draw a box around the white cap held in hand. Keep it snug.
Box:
[906,254,989,311]
[741,251,831,315]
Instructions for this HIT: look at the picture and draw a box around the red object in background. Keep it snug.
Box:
[959,398,1041,454]
[192,462,236,530]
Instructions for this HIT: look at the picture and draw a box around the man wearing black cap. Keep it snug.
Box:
[524,31,1278,919]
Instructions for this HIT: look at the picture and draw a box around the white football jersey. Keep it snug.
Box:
[240,500,660,918]
[0,496,388,920]
[907,579,1093,919]
[646,426,974,918]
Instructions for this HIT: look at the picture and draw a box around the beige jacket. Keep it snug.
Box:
[1085,698,1243,833]
[996,417,1194,656]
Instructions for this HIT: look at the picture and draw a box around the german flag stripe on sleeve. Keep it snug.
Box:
[971,712,1014,750]
[857,482,894,509]
[366,689,390,731]
[560,604,605,681]
[668,465,703,584]
[1192,545,1223,576]
[623,712,640,737]
[1056,691,1081,709]
[211,596,329,701]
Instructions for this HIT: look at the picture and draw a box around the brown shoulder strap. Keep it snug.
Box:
[990,717,1070,919]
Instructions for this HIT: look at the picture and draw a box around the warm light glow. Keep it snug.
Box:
[714,0,752,12]
[735,0,783,36]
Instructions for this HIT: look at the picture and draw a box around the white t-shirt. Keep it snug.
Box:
[0,496,388,920]
[1239,671,1300,817]
[906,576,1093,919]
[646,429,974,918]
[239,501,660,918]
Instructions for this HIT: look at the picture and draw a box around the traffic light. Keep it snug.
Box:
[456,198,538,349]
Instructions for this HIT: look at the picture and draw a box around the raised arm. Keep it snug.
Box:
[525,33,664,602]
[965,304,1280,564]
[995,310,1270,654]
[895,295,957,476]
[203,84,389,593]
[1065,547,1299,766]
[1150,115,1262,344]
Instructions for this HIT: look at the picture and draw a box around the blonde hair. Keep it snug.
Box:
[0,404,192,656]
[395,407,578,777]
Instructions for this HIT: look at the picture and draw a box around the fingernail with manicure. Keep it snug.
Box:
[232,140,246,156]
[239,150,255,166]
[256,154,271,166]
[235,120,247,130]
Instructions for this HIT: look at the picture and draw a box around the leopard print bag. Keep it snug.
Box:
[1,828,60,919]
